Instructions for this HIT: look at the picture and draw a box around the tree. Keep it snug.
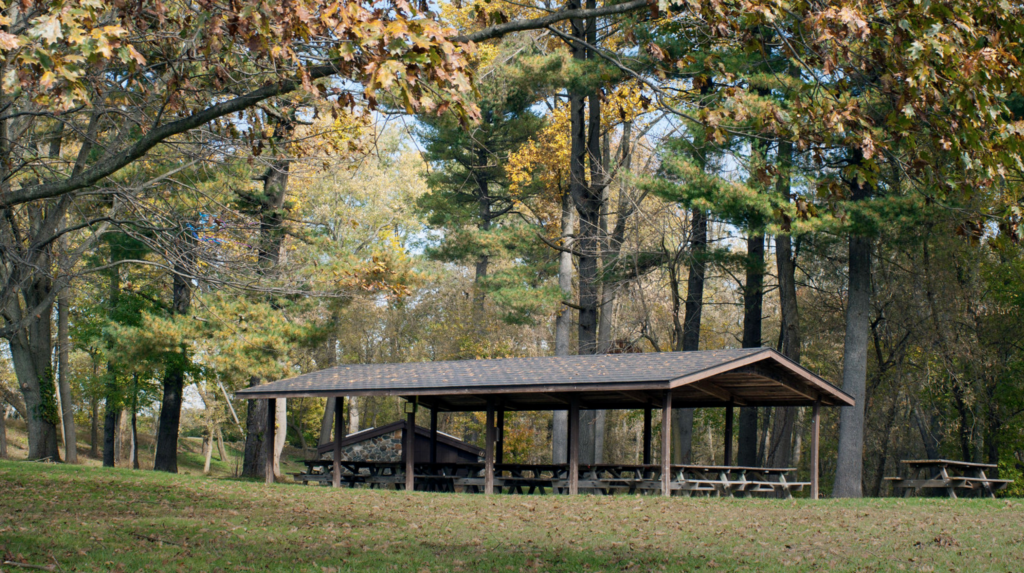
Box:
[417,49,548,321]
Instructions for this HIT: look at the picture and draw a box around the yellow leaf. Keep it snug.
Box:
[34,16,63,44]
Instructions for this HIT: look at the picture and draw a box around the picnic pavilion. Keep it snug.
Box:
[236,347,854,498]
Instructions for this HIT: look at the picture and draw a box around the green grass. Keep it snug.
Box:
[2,418,308,478]
[1,461,1022,572]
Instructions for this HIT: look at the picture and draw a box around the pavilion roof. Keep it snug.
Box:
[236,348,854,411]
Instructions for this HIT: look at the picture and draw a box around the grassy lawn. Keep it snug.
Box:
[1,418,308,478]
[1,461,1022,572]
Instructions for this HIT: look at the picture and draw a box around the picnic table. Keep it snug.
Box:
[885,459,1012,499]
[295,461,808,497]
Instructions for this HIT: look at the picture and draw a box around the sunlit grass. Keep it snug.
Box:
[1,461,1021,572]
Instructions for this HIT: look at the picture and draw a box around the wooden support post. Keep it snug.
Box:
[332,397,344,488]
[264,398,276,485]
[661,390,672,497]
[643,407,652,465]
[811,399,820,500]
[429,407,438,464]
[405,401,416,492]
[724,401,734,467]
[485,402,495,495]
[569,396,580,495]
[496,406,505,464]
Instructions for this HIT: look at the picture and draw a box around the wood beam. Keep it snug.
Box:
[429,407,438,464]
[811,399,820,500]
[724,401,733,467]
[568,395,580,495]
[734,365,820,402]
[496,407,505,464]
[484,402,495,495]
[617,390,661,408]
[643,407,652,465]
[264,398,276,485]
[539,393,570,406]
[686,380,747,405]
[661,390,672,496]
[332,397,344,488]
[405,403,416,492]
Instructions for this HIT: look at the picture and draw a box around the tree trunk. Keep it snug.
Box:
[103,402,118,467]
[671,207,707,464]
[57,287,77,463]
[8,300,61,462]
[834,232,872,497]
[834,160,873,497]
[90,396,99,458]
[242,376,267,478]
[130,406,139,470]
[737,233,764,466]
[154,258,193,473]
[114,408,125,465]
[154,363,185,472]
[767,139,801,469]
[568,0,602,357]
[0,402,7,459]
[202,429,213,474]
[317,311,340,447]
[319,397,336,447]
[347,396,360,434]
[273,398,286,478]
[215,425,228,462]
[552,190,575,464]
[473,165,491,319]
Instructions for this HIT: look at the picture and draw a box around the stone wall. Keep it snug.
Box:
[322,430,402,462]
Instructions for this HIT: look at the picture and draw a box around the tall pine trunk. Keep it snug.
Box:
[90,395,99,458]
[0,400,7,459]
[834,158,873,498]
[671,207,706,464]
[552,189,575,464]
[242,376,268,478]
[737,233,764,466]
[57,287,77,463]
[154,258,193,473]
[103,404,118,467]
[834,235,872,497]
[767,139,801,469]
[318,309,341,447]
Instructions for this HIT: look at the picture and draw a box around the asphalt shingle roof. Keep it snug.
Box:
[236,348,854,409]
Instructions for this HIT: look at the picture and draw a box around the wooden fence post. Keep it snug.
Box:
[569,396,580,495]
[405,402,416,492]
[724,401,734,466]
[661,390,672,497]
[332,397,343,488]
[264,398,276,485]
[811,399,820,500]
[485,402,495,495]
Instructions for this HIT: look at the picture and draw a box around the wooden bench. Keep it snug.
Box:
[887,460,1013,499]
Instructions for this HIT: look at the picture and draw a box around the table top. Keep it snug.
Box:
[900,459,997,469]
[304,460,796,473]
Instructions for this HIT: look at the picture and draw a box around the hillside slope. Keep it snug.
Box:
[1,461,1022,572]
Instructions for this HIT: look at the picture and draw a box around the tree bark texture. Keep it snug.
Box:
[242,376,268,478]
[671,207,707,464]
[737,233,764,466]
[319,397,336,447]
[767,139,801,469]
[102,403,117,467]
[552,190,575,464]
[57,287,77,463]
[0,402,7,459]
[273,397,286,478]
[834,233,872,497]
[153,255,193,473]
